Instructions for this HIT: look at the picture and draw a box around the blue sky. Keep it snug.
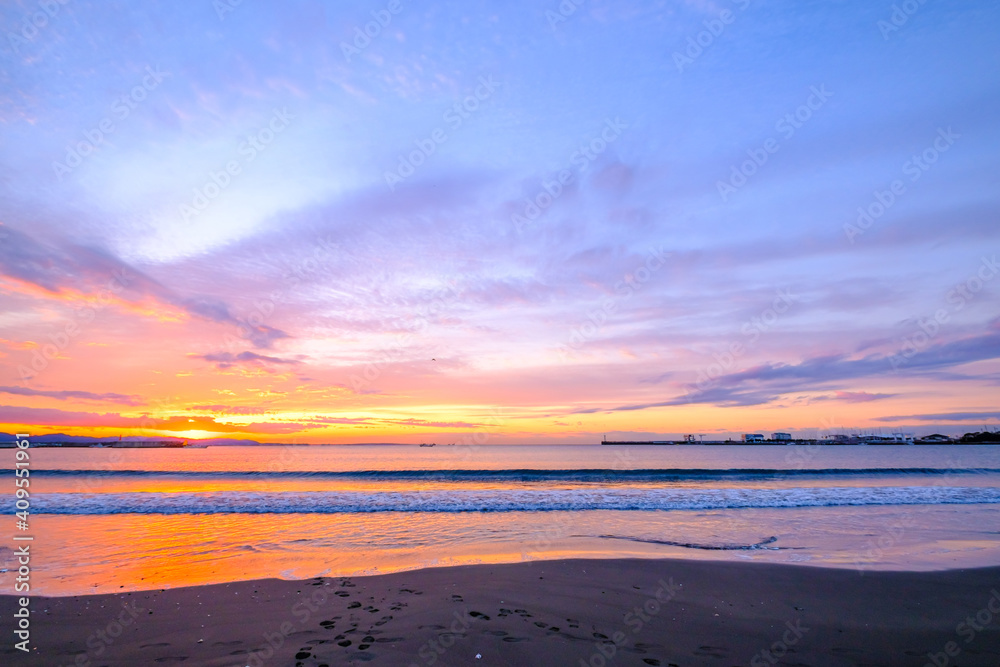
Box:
[1,0,998,442]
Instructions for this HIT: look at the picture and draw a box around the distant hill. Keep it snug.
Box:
[0,433,265,446]
[195,438,275,446]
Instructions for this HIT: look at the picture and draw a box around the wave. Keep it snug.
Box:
[585,535,782,550]
[29,486,1000,514]
[13,467,1000,482]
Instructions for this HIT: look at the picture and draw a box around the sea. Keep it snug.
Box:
[4,444,1000,596]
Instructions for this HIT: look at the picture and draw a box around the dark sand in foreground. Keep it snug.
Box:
[3,559,1000,666]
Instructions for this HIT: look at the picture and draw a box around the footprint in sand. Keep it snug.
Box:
[642,660,661,666]
[153,658,188,663]
[295,650,311,659]
[140,643,171,648]
[334,591,351,597]
[693,645,727,657]
[469,611,490,620]
[374,615,393,626]
[211,640,241,647]
[451,594,463,602]
[347,602,361,609]
[484,630,508,637]
[502,636,529,643]
[566,618,580,628]
[419,624,446,630]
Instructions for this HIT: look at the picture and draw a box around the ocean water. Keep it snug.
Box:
[4,444,1000,596]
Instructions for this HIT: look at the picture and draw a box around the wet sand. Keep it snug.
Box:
[3,558,1000,666]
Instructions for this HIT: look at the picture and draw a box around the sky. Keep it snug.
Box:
[1,0,998,443]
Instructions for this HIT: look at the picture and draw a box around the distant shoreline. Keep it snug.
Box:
[599,439,988,446]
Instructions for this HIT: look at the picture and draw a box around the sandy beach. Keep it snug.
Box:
[3,558,999,666]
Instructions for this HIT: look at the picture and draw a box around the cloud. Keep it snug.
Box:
[0,404,318,434]
[380,418,486,429]
[572,329,1000,414]
[817,391,897,403]
[0,227,290,349]
[0,386,144,406]
[193,351,302,369]
[303,416,489,429]
[875,412,1000,423]
[187,404,274,415]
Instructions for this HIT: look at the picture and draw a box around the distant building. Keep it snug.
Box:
[743,433,765,443]
[859,432,914,444]
[771,432,792,441]
[918,433,952,443]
